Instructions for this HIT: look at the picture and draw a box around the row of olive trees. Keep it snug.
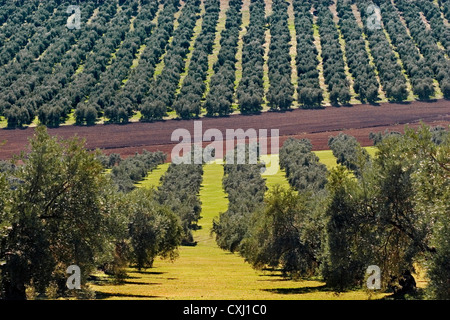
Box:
[241,139,328,277]
[0,127,183,299]
[70,0,141,126]
[356,0,409,102]
[316,2,352,105]
[267,0,294,111]
[154,159,204,246]
[379,0,435,100]
[173,0,221,119]
[140,0,202,121]
[37,0,144,127]
[415,0,449,61]
[441,0,450,21]
[85,1,160,124]
[391,0,450,99]
[106,150,167,192]
[49,0,137,127]
[213,125,450,299]
[323,126,449,299]
[0,0,42,58]
[293,0,324,108]
[0,0,75,88]
[121,0,179,111]
[335,0,380,103]
[0,0,168,128]
[0,0,90,128]
[213,139,328,277]
[212,145,267,252]
[204,0,243,116]
[1,0,130,128]
[236,0,266,114]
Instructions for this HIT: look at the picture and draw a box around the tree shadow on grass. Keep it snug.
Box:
[122,281,162,286]
[258,277,292,282]
[257,268,325,284]
[95,292,161,299]
[89,274,148,286]
[261,284,334,295]
[131,270,167,275]
[257,270,289,281]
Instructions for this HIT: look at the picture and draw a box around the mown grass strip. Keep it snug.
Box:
[135,162,170,189]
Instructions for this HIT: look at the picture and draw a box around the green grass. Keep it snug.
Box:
[350,3,388,103]
[233,0,251,94]
[287,0,298,104]
[90,149,387,300]
[175,1,205,99]
[130,111,142,122]
[134,163,170,189]
[0,116,7,128]
[312,21,330,105]
[74,63,84,75]
[0,115,40,129]
[380,28,416,102]
[314,149,339,170]
[263,147,378,189]
[151,2,186,80]
[130,44,147,70]
[364,146,377,157]
[260,154,290,192]
[65,110,76,125]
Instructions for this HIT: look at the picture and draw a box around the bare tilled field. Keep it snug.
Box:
[1,100,449,160]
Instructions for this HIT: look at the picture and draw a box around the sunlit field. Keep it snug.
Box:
[90,148,388,300]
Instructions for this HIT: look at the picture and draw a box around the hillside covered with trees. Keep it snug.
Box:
[0,0,449,128]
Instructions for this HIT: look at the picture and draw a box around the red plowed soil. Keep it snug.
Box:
[0,100,449,161]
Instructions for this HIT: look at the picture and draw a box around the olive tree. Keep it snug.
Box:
[0,126,121,299]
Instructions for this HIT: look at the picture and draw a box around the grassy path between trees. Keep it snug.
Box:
[90,149,385,300]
